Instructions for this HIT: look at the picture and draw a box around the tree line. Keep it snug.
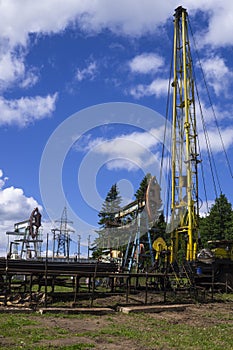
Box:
[94,174,233,257]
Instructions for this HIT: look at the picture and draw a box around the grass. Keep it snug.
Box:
[0,297,233,349]
[0,314,71,349]
[81,312,233,350]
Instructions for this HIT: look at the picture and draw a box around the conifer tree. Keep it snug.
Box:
[150,212,167,242]
[92,184,122,253]
[199,193,233,245]
[98,184,122,227]
[135,173,152,201]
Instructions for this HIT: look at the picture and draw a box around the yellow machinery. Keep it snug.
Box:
[155,7,233,291]
[207,240,233,260]
[169,6,199,264]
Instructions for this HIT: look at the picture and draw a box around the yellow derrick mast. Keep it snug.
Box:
[170,6,199,263]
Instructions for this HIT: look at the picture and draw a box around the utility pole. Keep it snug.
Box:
[52,207,75,259]
[87,234,91,259]
[77,234,81,261]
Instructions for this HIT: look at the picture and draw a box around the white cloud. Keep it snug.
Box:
[129,78,168,99]
[0,1,231,48]
[198,127,233,153]
[0,93,58,127]
[0,186,41,221]
[106,159,140,171]
[0,51,25,87]
[196,99,233,127]
[0,0,84,47]
[0,1,178,45]
[76,61,97,82]
[129,53,165,74]
[0,1,231,95]
[0,169,8,189]
[199,199,215,217]
[75,127,165,171]
[197,2,233,47]
[0,1,232,130]
[200,55,233,97]
[79,127,165,153]
[195,99,233,153]
[0,45,39,91]
[20,69,39,89]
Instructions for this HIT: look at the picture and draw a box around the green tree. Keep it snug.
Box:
[135,173,153,201]
[98,184,122,227]
[134,174,164,264]
[92,184,122,254]
[199,193,233,245]
[150,212,167,242]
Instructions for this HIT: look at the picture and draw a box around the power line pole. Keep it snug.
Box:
[87,234,91,259]
[77,234,81,261]
[52,207,75,259]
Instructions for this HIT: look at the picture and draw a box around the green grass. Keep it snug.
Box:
[79,313,233,350]
[0,314,70,349]
[52,309,233,350]
[0,301,233,349]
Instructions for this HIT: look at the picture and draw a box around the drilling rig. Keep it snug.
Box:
[155,6,233,291]
[169,5,199,266]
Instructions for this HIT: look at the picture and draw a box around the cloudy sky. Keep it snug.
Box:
[1,0,233,256]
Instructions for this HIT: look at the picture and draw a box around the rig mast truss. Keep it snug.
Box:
[170,6,200,262]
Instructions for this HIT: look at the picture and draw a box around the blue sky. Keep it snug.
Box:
[0,0,233,257]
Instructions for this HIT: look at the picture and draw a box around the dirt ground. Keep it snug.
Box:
[0,294,233,350]
[34,301,233,350]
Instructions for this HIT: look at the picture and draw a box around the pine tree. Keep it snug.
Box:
[98,184,122,227]
[150,213,167,242]
[135,173,152,201]
[93,184,122,252]
[199,193,233,245]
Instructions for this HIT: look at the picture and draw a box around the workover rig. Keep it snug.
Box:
[169,5,199,264]
[95,6,233,291]
[158,6,233,290]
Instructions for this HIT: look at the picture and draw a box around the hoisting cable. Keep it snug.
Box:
[159,33,174,223]
[188,18,222,199]
[194,90,214,212]
[191,53,221,198]
[188,16,233,180]
[185,70,210,212]
[188,16,230,231]
[159,41,173,187]
[195,67,222,196]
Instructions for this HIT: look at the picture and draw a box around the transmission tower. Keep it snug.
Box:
[52,207,75,259]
